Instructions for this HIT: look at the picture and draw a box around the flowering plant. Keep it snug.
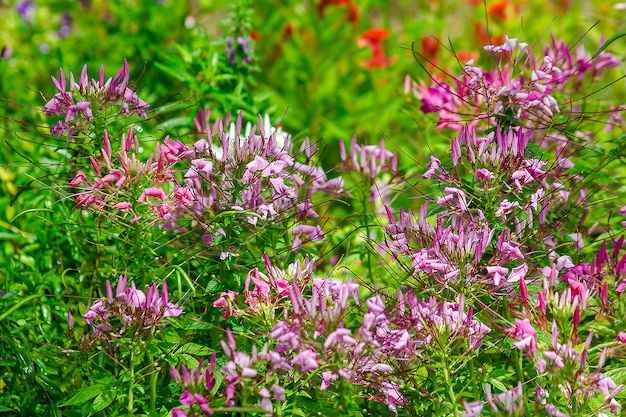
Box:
[3,1,626,417]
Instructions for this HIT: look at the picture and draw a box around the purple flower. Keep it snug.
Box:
[60,12,72,38]
[171,409,187,417]
[485,382,524,415]
[291,349,319,372]
[170,355,217,415]
[462,401,484,417]
[225,36,254,66]
[80,276,182,345]
[16,1,34,23]
[323,328,356,350]
[483,35,529,55]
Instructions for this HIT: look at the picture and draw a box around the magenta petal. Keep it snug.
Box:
[172,408,188,417]
[179,390,195,407]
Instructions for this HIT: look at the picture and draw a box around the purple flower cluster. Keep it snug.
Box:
[379,111,584,296]
[265,277,489,413]
[534,236,626,340]
[81,276,182,346]
[544,34,622,90]
[220,329,287,414]
[182,109,343,250]
[16,1,35,24]
[387,34,626,415]
[44,59,149,136]
[338,135,399,210]
[225,36,254,66]
[496,235,626,416]
[464,327,622,417]
[170,326,289,415]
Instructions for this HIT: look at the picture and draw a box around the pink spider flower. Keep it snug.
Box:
[506,318,537,355]
[45,59,148,136]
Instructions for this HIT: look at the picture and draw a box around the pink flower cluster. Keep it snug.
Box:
[67,108,344,256]
[405,35,621,132]
[544,34,622,90]
[212,254,315,318]
[69,127,188,226]
[170,355,217,417]
[45,59,149,136]
[535,326,622,415]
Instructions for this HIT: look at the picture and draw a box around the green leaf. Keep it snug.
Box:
[295,390,312,399]
[87,390,116,416]
[35,375,60,395]
[489,378,508,392]
[177,342,213,356]
[0,405,14,412]
[155,117,192,131]
[60,385,108,406]
[592,31,626,58]
[289,408,307,417]
[605,367,626,385]
[154,62,195,84]
[174,44,193,63]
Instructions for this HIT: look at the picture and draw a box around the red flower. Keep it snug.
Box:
[420,35,440,60]
[357,28,396,69]
[488,0,508,21]
[249,30,261,41]
[457,50,479,65]
[317,0,359,23]
[473,21,505,50]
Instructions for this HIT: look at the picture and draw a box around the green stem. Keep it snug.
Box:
[442,352,459,416]
[128,348,135,414]
[513,349,530,413]
[363,191,373,281]
[132,219,144,285]
[468,358,480,399]
[514,349,524,384]
[148,353,157,411]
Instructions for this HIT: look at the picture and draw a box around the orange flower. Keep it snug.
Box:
[357,28,396,68]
